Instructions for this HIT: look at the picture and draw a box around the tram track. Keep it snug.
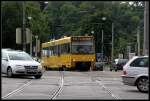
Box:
[2,71,120,100]
[2,79,32,99]
[50,71,64,100]
[82,71,121,100]
[2,71,64,100]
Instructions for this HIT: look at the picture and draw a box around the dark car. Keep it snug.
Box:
[110,59,128,71]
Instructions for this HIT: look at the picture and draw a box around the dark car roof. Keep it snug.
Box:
[113,59,128,64]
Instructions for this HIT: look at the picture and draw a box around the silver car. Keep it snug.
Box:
[121,56,149,93]
[2,49,44,79]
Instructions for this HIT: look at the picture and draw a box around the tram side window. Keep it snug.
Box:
[46,48,49,57]
[58,45,61,56]
[52,46,58,56]
[61,43,70,54]
[42,49,45,56]
[67,43,70,53]
[42,49,44,56]
[56,45,59,55]
[42,48,48,57]
[61,44,64,54]
[49,49,52,56]
[50,46,54,56]
[47,47,51,57]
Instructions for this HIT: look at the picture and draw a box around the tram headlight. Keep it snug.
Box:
[72,59,76,61]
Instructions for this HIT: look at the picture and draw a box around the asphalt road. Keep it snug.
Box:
[1,69,148,100]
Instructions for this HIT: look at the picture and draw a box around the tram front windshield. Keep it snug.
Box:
[71,41,94,54]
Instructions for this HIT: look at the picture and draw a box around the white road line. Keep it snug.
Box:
[2,80,32,99]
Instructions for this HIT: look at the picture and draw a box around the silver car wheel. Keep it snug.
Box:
[137,77,148,92]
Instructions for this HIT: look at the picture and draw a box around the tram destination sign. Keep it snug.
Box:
[72,37,93,41]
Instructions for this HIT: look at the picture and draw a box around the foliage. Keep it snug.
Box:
[1,1,144,58]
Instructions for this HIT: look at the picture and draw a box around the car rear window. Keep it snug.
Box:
[130,57,148,67]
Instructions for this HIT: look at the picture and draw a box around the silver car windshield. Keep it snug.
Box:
[8,52,33,61]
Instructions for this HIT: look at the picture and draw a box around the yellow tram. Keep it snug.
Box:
[41,36,96,71]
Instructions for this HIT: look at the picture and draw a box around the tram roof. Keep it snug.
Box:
[42,36,93,48]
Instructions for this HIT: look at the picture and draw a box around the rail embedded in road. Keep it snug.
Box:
[2,79,32,99]
[50,71,64,99]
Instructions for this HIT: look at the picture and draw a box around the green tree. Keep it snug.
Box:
[2,1,22,49]
[2,1,144,58]
[26,1,50,43]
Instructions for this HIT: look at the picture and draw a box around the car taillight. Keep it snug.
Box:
[123,70,127,75]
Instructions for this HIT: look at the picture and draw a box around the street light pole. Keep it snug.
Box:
[22,1,26,52]
[137,26,140,56]
[30,32,32,56]
[143,1,149,55]
[111,23,114,62]
[35,35,38,57]
[101,29,104,60]
[28,16,32,56]
[127,43,131,58]
[101,17,106,61]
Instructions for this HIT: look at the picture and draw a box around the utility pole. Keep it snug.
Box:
[111,1,115,62]
[137,26,140,56]
[22,1,26,51]
[127,44,131,59]
[28,16,32,56]
[35,35,38,58]
[30,32,32,56]
[111,23,114,62]
[101,17,106,61]
[101,29,104,60]
[143,1,149,55]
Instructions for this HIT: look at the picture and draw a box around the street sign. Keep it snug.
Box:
[16,28,31,44]
[96,53,103,62]
[16,28,22,44]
